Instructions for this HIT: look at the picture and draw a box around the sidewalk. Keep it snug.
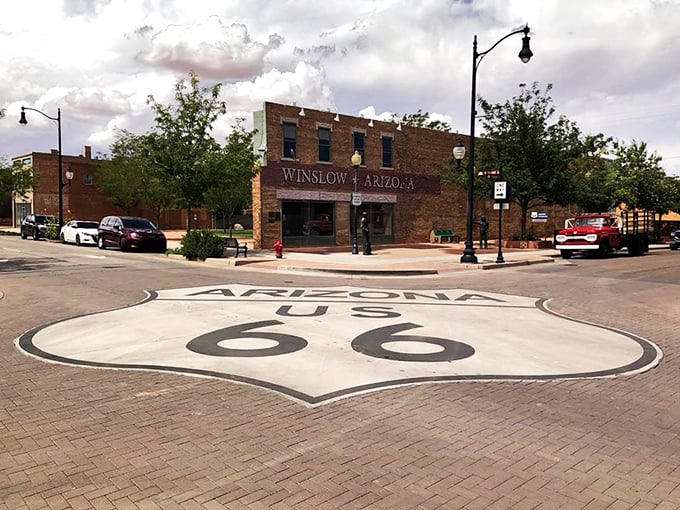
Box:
[162,230,560,275]
[4,226,669,276]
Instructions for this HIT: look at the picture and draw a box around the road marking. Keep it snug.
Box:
[18,285,663,405]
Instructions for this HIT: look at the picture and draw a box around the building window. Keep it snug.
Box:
[318,127,331,162]
[352,132,365,165]
[283,122,297,159]
[83,173,93,185]
[381,136,393,168]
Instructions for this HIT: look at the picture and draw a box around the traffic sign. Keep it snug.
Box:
[493,203,509,210]
[351,193,363,206]
[494,181,508,200]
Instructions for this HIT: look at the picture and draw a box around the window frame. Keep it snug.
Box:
[381,134,393,168]
[352,131,366,165]
[317,126,332,163]
[282,121,298,159]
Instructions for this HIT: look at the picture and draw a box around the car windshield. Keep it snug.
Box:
[122,218,157,229]
[76,221,99,229]
[34,216,56,225]
[574,217,606,227]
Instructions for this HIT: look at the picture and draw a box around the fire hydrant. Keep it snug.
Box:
[274,239,283,258]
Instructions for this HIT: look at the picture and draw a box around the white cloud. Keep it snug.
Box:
[1,0,680,176]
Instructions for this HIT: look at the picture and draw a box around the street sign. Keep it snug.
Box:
[493,203,509,210]
[494,181,508,200]
[531,211,549,222]
[351,193,363,206]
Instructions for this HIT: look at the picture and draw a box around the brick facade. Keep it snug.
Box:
[252,102,573,250]
[9,147,188,229]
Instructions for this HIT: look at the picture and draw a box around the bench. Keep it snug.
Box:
[223,237,248,258]
[430,229,458,243]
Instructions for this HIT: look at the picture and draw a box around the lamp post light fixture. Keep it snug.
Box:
[350,150,362,255]
[461,24,533,264]
[19,105,70,229]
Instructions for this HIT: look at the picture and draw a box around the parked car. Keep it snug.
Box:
[670,229,680,251]
[20,214,56,240]
[60,220,99,246]
[97,216,167,252]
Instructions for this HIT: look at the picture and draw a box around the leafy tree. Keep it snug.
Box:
[612,140,667,211]
[146,71,226,230]
[391,109,451,132]
[569,134,619,212]
[96,130,152,214]
[474,82,586,238]
[203,118,259,236]
[0,158,38,201]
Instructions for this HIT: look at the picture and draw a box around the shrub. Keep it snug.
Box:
[46,217,60,240]
[180,229,224,261]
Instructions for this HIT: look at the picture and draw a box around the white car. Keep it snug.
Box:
[59,220,100,246]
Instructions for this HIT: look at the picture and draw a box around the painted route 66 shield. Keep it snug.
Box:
[18,285,662,405]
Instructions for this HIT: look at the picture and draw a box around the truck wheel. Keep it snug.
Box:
[628,238,642,257]
[560,250,572,259]
[597,240,609,258]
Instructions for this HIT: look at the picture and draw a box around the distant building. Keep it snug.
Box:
[5,146,187,228]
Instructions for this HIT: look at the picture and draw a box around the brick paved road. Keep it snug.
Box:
[1,243,679,509]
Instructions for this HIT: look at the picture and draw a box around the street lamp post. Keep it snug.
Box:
[461,24,533,264]
[19,106,69,228]
[350,150,362,254]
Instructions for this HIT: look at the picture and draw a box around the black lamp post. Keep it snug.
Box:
[350,150,362,254]
[19,106,71,229]
[460,24,533,264]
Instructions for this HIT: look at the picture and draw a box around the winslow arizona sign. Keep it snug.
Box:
[18,285,662,406]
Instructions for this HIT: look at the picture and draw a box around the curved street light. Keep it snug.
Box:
[460,24,533,264]
[19,106,71,229]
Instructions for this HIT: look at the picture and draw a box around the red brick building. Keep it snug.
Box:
[251,102,569,250]
[7,146,189,228]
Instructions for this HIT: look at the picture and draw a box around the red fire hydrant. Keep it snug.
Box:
[274,239,283,259]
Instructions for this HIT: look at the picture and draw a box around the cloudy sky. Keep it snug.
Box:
[2,0,680,176]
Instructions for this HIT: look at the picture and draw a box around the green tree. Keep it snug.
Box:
[475,82,586,238]
[0,158,38,202]
[146,71,226,230]
[203,118,259,236]
[612,140,667,211]
[569,134,619,212]
[391,109,451,132]
[96,130,152,214]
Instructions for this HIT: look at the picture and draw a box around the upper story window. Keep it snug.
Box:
[318,127,331,162]
[352,131,365,165]
[83,173,93,185]
[381,135,393,168]
[282,122,297,159]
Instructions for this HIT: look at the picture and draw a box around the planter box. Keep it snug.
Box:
[502,240,553,249]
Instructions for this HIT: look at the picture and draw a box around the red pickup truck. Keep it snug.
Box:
[554,211,651,259]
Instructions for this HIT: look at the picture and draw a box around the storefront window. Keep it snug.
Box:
[282,201,335,246]
[354,203,394,241]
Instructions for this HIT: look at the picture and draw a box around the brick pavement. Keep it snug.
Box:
[1,247,679,509]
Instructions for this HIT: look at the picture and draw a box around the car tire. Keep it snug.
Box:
[20,230,27,239]
[119,238,127,251]
[32,229,39,240]
[60,233,66,243]
[98,236,106,250]
[75,235,81,246]
[560,250,572,259]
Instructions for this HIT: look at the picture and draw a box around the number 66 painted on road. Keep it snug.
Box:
[186,320,475,363]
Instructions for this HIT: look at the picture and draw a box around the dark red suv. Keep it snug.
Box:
[97,216,167,253]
